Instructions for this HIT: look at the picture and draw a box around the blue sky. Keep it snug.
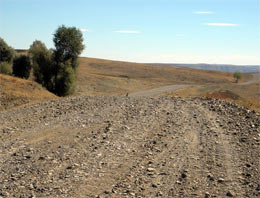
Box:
[0,0,259,65]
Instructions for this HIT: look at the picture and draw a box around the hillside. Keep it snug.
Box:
[0,74,57,111]
[0,96,259,197]
[75,57,238,96]
[152,63,260,73]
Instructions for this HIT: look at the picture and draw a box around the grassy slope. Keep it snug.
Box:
[0,74,57,111]
[75,57,237,96]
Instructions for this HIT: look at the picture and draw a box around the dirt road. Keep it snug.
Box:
[128,73,259,97]
[129,85,191,97]
[239,73,260,85]
[0,96,259,197]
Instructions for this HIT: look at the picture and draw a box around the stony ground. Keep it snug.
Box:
[0,96,259,198]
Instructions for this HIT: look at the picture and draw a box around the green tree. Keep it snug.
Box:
[0,37,15,63]
[29,40,55,90]
[29,25,84,96]
[55,64,76,96]
[0,38,15,75]
[12,55,32,79]
[53,25,84,70]
[233,72,242,83]
[52,25,84,96]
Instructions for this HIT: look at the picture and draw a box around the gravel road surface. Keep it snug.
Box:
[0,96,259,197]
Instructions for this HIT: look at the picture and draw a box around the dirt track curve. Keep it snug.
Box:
[239,73,260,85]
[0,96,259,197]
[129,85,191,97]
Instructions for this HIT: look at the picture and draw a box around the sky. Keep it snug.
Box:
[0,0,260,65]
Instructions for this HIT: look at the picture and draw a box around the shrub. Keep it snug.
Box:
[0,37,15,63]
[233,72,242,83]
[12,55,32,79]
[55,65,76,96]
[0,61,12,75]
[29,41,54,89]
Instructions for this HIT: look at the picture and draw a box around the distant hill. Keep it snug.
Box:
[151,63,260,73]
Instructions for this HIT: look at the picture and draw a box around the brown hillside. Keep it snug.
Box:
[0,74,57,111]
[75,57,236,96]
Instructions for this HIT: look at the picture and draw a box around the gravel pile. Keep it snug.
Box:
[0,96,259,197]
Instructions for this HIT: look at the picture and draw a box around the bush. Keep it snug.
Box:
[29,41,54,90]
[233,72,242,83]
[55,65,76,96]
[0,37,15,63]
[12,55,32,79]
[0,61,12,75]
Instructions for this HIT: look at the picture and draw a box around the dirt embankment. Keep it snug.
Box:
[0,97,259,197]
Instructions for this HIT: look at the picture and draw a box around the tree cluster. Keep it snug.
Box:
[0,25,84,96]
[29,25,84,96]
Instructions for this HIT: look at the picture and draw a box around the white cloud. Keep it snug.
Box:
[204,23,238,27]
[80,28,89,32]
[114,30,140,34]
[194,11,214,14]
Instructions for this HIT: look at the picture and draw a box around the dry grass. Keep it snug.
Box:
[162,82,260,112]
[75,57,235,96]
[0,74,57,111]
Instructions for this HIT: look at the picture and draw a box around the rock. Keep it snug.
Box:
[156,191,163,196]
[147,167,155,172]
[217,178,225,183]
[151,183,157,188]
[226,191,234,197]
[204,192,210,198]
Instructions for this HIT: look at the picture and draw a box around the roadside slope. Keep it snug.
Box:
[0,96,259,197]
[0,74,57,111]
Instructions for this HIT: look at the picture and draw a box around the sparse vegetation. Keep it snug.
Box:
[233,72,242,83]
[12,55,32,79]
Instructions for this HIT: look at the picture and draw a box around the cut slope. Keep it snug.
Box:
[0,74,57,111]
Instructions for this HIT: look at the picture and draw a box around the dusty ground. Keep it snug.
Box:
[0,96,259,197]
